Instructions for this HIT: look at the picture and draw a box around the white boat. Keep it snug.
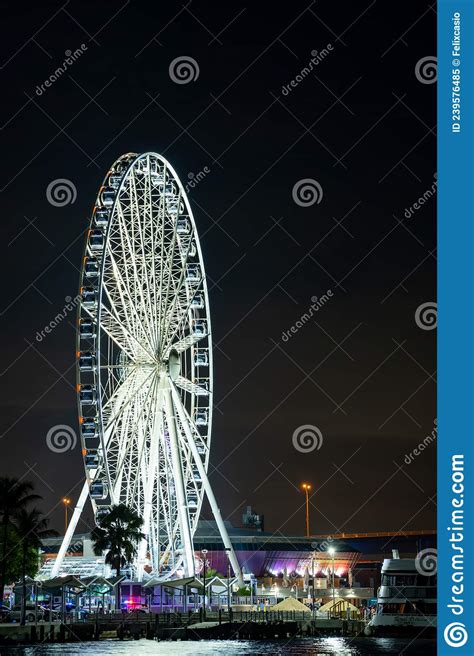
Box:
[365,549,436,637]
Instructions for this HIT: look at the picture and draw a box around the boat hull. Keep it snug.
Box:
[366,614,436,638]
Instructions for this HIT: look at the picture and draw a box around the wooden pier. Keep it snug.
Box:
[0,610,368,644]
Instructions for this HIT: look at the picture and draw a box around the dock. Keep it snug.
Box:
[0,610,368,644]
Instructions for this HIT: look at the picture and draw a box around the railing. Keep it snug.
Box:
[155,610,363,624]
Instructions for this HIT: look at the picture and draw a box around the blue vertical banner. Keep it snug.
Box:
[438,0,474,654]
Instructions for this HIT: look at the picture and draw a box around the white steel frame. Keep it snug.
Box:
[51,153,241,581]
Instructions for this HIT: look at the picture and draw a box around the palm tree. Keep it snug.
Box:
[13,508,57,625]
[0,478,40,604]
[91,504,145,609]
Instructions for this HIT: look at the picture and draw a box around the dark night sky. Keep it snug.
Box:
[1,1,436,538]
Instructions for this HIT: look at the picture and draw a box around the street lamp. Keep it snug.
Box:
[328,547,335,613]
[62,498,71,534]
[301,483,312,537]
[201,549,208,619]
[224,547,232,611]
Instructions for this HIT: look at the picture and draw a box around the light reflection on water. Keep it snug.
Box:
[0,638,436,656]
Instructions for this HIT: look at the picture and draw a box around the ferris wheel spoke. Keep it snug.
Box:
[128,377,161,503]
[102,245,141,348]
[161,287,202,357]
[98,307,137,361]
[103,243,155,357]
[114,197,149,343]
[101,367,137,415]
[108,197,157,351]
[107,391,134,505]
[159,238,198,354]
[138,376,163,559]
[101,298,154,363]
[81,303,134,361]
[157,193,181,354]
[101,368,154,437]
[128,173,157,352]
[145,157,161,352]
[110,374,160,510]
[108,372,153,478]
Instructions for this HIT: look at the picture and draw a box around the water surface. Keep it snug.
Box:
[0,638,436,655]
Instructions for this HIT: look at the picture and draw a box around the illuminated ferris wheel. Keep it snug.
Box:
[51,152,240,581]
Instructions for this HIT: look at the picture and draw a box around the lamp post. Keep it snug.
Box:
[328,547,335,614]
[301,483,311,537]
[201,549,208,620]
[224,547,232,612]
[62,498,71,534]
